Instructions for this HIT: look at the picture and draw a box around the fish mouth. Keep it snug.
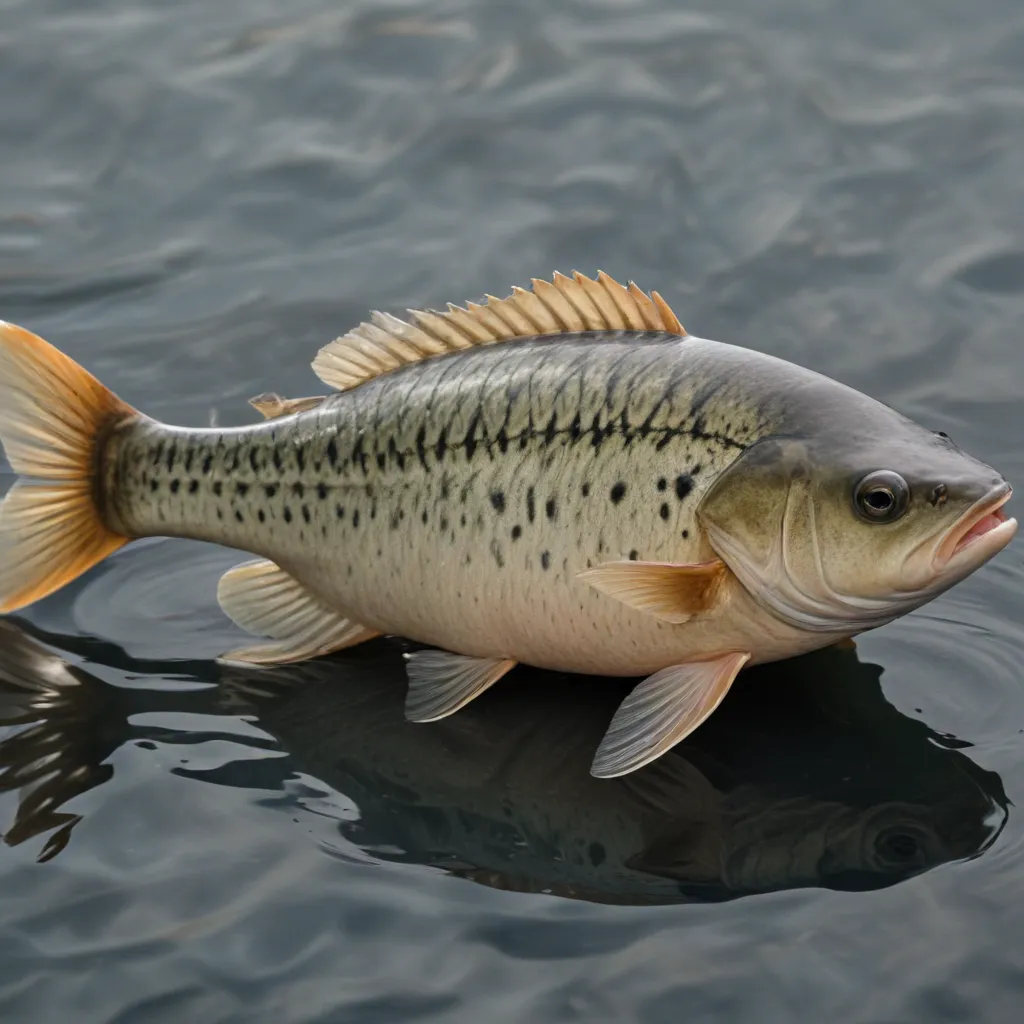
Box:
[935,484,1017,572]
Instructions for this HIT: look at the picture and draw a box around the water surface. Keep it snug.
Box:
[3,0,1024,1020]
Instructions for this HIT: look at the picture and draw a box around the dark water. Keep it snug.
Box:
[2,0,1024,1019]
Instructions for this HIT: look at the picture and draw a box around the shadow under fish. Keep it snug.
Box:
[0,620,1008,904]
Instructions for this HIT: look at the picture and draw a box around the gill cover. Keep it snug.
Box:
[697,437,915,634]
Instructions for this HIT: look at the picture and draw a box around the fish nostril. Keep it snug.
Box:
[930,484,948,508]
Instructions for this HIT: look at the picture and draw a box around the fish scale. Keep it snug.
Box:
[0,271,1014,778]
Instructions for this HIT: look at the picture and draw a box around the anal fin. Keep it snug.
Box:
[404,649,517,722]
[217,558,379,665]
[591,652,750,778]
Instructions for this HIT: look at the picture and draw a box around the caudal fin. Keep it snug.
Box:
[0,321,138,612]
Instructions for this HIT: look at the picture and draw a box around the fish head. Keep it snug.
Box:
[698,417,1016,633]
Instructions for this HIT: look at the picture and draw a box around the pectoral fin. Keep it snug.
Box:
[404,650,517,722]
[577,559,728,624]
[217,558,379,664]
[591,652,751,778]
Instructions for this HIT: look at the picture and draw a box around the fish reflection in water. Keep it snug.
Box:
[0,620,1007,904]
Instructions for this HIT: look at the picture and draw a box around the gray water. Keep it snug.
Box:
[2,0,1024,1020]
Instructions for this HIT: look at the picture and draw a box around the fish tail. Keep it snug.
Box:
[0,320,140,612]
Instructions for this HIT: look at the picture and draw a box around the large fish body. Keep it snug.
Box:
[0,273,1016,777]
[110,335,842,673]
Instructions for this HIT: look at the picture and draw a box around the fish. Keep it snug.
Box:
[0,622,1006,899]
[0,271,1016,778]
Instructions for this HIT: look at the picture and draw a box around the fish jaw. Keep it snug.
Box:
[933,485,1017,580]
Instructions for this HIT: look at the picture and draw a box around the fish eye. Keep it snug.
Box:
[853,471,909,523]
[874,828,922,865]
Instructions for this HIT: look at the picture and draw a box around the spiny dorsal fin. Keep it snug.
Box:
[311,271,687,393]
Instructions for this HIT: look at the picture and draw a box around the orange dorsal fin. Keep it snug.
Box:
[311,271,686,393]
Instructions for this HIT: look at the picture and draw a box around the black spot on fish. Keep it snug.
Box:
[213,482,222,497]
[166,444,176,472]
[660,503,670,520]
[302,506,311,524]
[415,426,429,469]
[569,412,583,442]
[390,511,400,530]
[629,550,639,561]
[496,426,509,454]
[388,436,405,471]
[546,498,557,521]
[317,483,328,501]
[527,487,536,523]
[264,484,277,499]
[249,450,259,473]
[150,479,158,492]
[216,509,222,520]
[235,510,244,523]
[581,482,590,498]
[657,477,667,492]
[541,551,551,570]
[283,507,292,523]
[326,439,338,467]
[169,479,179,494]
[292,483,304,498]
[511,524,522,540]
[491,539,505,569]
[465,411,481,461]
[692,463,702,475]
[352,510,360,528]
[184,451,193,473]
[610,482,626,504]
[258,510,265,523]
[351,435,367,474]
[460,513,467,527]
[440,514,449,532]
[336,505,345,519]
[588,842,606,867]
[189,480,198,494]
[151,441,163,467]
[296,448,305,472]
[421,509,428,524]
[490,491,506,514]
[435,426,448,463]
[675,474,693,501]
[544,412,557,446]
[236,483,249,496]
[681,529,689,539]
[273,448,283,473]
[202,454,213,475]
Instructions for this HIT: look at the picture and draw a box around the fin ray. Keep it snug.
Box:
[404,649,517,722]
[578,559,727,624]
[217,558,378,664]
[591,653,750,778]
[248,393,328,420]
[312,272,687,393]
[0,321,136,612]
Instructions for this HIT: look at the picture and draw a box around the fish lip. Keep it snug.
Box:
[934,484,1016,571]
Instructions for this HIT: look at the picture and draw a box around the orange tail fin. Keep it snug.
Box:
[0,321,138,612]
